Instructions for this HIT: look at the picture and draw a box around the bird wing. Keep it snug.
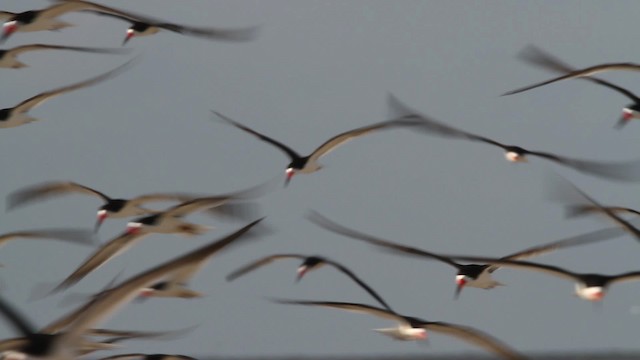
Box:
[212,110,301,161]
[161,196,235,218]
[386,93,509,149]
[565,204,640,218]
[525,150,640,182]
[323,259,393,312]
[546,175,640,242]
[502,62,640,96]
[0,12,14,21]
[7,44,131,57]
[517,45,640,102]
[271,299,408,325]
[307,210,461,269]
[495,226,626,272]
[44,0,146,21]
[307,117,415,163]
[127,193,204,208]
[157,23,260,42]
[52,232,149,293]
[610,271,640,285]
[8,181,110,210]
[0,228,96,247]
[422,322,525,360]
[57,219,265,348]
[13,59,134,114]
[225,254,307,281]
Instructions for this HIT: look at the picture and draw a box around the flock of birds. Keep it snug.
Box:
[3,1,640,360]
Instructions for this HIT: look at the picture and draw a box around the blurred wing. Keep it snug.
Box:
[495,226,627,272]
[212,110,301,160]
[225,254,306,281]
[13,59,134,114]
[527,150,640,182]
[58,219,264,344]
[158,23,260,42]
[271,299,406,324]
[52,233,148,293]
[307,210,461,269]
[308,118,413,162]
[0,228,96,247]
[610,271,640,285]
[163,196,239,218]
[0,12,14,21]
[8,181,110,210]
[502,63,640,96]
[324,259,394,311]
[565,204,640,218]
[386,93,508,149]
[518,45,640,101]
[8,44,131,57]
[423,322,525,360]
[545,175,640,241]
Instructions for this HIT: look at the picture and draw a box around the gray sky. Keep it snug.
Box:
[2,0,640,358]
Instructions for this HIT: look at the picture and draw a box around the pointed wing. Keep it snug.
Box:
[271,299,407,325]
[161,196,240,218]
[307,117,416,163]
[13,59,134,114]
[8,181,110,210]
[52,232,149,292]
[565,204,640,218]
[127,193,204,208]
[58,219,265,346]
[307,210,461,269]
[422,322,525,360]
[387,93,509,149]
[44,0,148,21]
[322,259,393,312]
[546,176,640,241]
[525,150,640,182]
[95,355,147,360]
[517,45,640,102]
[0,228,96,247]
[495,226,627,272]
[158,23,259,42]
[225,254,307,281]
[212,110,301,161]
[610,271,640,285]
[7,44,131,57]
[503,62,640,96]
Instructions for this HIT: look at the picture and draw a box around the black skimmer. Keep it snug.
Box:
[50,0,259,45]
[0,60,134,129]
[389,94,640,182]
[445,255,640,302]
[212,110,418,186]
[97,355,197,360]
[308,210,626,298]
[510,45,640,128]
[226,254,392,311]
[0,1,139,42]
[2,219,265,360]
[502,61,640,97]
[272,299,525,359]
[8,181,209,232]
[0,44,130,69]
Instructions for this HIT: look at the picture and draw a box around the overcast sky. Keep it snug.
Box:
[2,0,640,359]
